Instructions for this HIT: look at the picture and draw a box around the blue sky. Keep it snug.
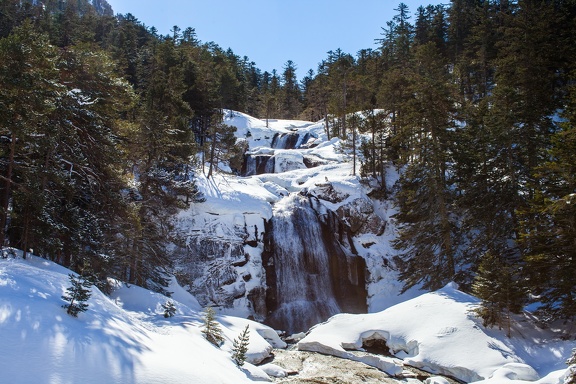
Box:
[106,0,443,79]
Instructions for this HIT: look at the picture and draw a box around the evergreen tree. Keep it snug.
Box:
[566,349,576,384]
[359,109,389,194]
[280,60,302,119]
[392,42,461,292]
[204,110,238,178]
[61,273,93,317]
[472,252,525,337]
[201,306,224,347]
[520,82,576,323]
[325,50,355,137]
[0,22,59,248]
[231,325,250,366]
[162,301,177,318]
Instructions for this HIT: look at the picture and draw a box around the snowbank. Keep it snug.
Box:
[298,283,574,383]
[0,255,282,383]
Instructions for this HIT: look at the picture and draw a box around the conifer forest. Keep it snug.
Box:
[1,0,575,328]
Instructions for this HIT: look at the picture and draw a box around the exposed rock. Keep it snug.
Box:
[311,182,350,204]
[336,197,386,235]
[303,155,328,168]
[269,348,401,383]
[247,286,268,320]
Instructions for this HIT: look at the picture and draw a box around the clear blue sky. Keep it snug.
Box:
[106,0,444,79]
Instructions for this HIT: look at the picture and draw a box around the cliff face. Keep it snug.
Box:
[172,111,405,333]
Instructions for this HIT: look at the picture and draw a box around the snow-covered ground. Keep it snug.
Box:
[298,282,574,383]
[0,253,283,383]
[1,254,573,383]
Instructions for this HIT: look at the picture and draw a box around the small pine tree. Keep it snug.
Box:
[566,348,576,384]
[231,325,250,366]
[162,301,177,318]
[201,306,224,347]
[61,274,92,317]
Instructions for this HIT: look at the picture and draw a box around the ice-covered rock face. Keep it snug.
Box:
[174,231,249,308]
[262,193,367,333]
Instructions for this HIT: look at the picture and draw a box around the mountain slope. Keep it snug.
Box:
[0,252,281,383]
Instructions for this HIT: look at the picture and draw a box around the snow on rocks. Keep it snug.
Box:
[259,363,289,378]
[488,363,540,382]
[298,283,573,383]
[425,377,452,384]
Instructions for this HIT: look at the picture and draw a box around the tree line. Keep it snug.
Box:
[0,0,311,293]
[1,0,575,329]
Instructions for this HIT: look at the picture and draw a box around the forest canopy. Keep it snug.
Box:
[0,0,575,324]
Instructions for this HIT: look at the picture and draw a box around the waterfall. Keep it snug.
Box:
[271,132,307,149]
[242,154,275,176]
[263,194,367,334]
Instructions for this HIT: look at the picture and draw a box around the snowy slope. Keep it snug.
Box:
[0,253,283,383]
[298,283,575,383]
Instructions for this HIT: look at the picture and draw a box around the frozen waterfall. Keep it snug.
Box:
[263,193,367,334]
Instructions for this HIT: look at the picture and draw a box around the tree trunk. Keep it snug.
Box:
[0,133,16,247]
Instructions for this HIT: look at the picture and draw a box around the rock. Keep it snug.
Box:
[260,363,288,378]
[490,363,540,381]
[312,182,350,204]
[336,197,386,235]
[285,332,307,344]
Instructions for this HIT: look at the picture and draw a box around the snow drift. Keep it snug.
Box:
[0,253,283,383]
[298,282,574,383]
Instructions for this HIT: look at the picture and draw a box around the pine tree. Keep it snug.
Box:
[231,325,250,366]
[280,60,302,119]
[162,301,177,318]
[566,348,576,384]
[472,252,525,337]
[0,22,59,248]
[204,110,238,178]
[201,306,224,347]
[62,274,93,317]
[392,42,461,292]
[520,82,576,323]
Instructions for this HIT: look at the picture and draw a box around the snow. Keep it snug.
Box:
[298,282,575,383]
[3,111,574,383]
[259,363,289,378]
[0,254,282,383]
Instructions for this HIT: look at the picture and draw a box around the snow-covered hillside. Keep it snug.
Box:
[0,253,283,383]
[1,253,573,384]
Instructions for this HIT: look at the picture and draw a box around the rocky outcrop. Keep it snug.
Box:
[173,214,268,316]
[311,182,386,236]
